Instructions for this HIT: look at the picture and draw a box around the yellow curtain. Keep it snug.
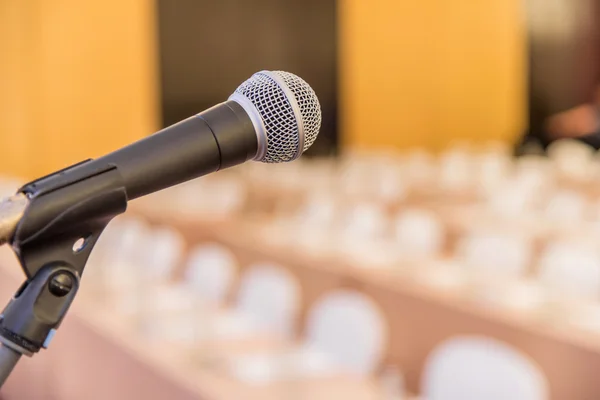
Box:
[0,0,159,179]
[339,0,527,151]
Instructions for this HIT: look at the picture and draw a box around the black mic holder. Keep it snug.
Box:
[0,160,128,386]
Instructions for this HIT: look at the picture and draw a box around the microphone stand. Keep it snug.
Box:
[0,160,129,388]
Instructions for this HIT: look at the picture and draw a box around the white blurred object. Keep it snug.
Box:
[394,209,445,258]
[537,240,600,302]
[513,155,555,193]
[140,226,185,282]
[338,158,374,197]
[292,192,339,254]
[303,289,388,376]
[139,284,197,342]
[484,156,553,218]
[297,192,338,228]
[422,336,549,400]
[485,182,534,217]
[335,203,390,262]
[373,167,407,203]
[234,263,301,338]
[438,147,473,191]
[184,243,237,305]
[474,152,512,195]
[229,289,388,385]
[401,149,436,185]
[338,202,388,241]
[99,216,151,294]
[543,189,588,227]
[457,231,533,280]
[547,139,595,181]
[228,348,338,385]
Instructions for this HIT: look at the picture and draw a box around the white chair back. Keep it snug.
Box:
[438,147,473,190]
[394,209,445,257]
[544,190,587,225]
[303,289,387,376]
[297,192,338,228]
[538,241,600,301]
[184,243,237,305]
[98,216,151,281]
[457,231,532,279]
[140,226,185,281]
[422,336,549,400]
[339,202,388,241]
[234,263,301,338]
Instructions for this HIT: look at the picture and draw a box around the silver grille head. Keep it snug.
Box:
[228,70,322,163]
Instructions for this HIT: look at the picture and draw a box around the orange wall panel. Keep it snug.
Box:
[339,0,527,151]
[0,0,159,179]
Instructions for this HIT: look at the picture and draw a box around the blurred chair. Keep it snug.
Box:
[302,289,388,376]
[336,202,391,264]
[547,139,595,181]
[337,202,388,243]
[338,160,374,198]
[537,240,600,303]
[394,209,445,259]
[437,147,474,191]
[183,242,238,305]
[90,216,152,313]
[228,288,388,385]
[140,225,185,282]
[293,192,339,255]
[105,216,153,272]
[233,262,302,338]
[372,166,407,204]
[422,336,549,400]
[485,181,535,218]
[543,189,588,227]
[117,224,185,323]
[456,231,533,281]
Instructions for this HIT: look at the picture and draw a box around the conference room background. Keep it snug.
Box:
[0,0,524,180]
[3,1,600,399]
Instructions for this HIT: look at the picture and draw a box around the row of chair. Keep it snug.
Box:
[84,216,550,399]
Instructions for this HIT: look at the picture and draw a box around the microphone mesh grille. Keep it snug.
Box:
[233,71,321,163]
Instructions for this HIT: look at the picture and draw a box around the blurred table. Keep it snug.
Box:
[0,249,385,400]
[130,205,600,400]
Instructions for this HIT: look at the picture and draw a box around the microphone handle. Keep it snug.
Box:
[102,99,258,200]
[28,100,258,201]
[12,100,258,248]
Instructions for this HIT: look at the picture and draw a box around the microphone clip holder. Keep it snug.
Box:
[0,159,128,386]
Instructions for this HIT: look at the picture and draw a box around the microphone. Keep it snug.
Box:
[0,70,321,247]
[0,70,321,385]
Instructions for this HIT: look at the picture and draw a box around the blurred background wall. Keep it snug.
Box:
[0,0,526,179]
[340,0,526,151]
[0,0,159,179]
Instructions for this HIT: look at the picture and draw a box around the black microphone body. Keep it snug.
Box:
[26,100,258,202]
[0,71,321,388]
[10,101,258,255]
